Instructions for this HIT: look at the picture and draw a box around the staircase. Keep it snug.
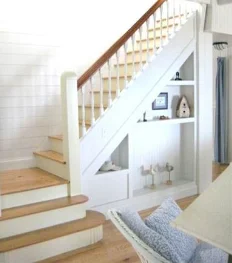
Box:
[0,0,198,262]
[0,168,104,263]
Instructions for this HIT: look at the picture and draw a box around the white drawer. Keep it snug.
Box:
[83,169,129,207]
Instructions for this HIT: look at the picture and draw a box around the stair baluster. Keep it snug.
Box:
[173,0,176,33]
[179,0,182,26]
[153,13,157,56]
[139,26,143,70]
[81,85,86,136]
[116,51,120,96]
[146,19,150,61]
[166,0,170,40]
[90,77,95,125]
[160,6,163,48]
[184,1,187,22]
[107,59,112,106]
[124,42,128,87]
[131,34,136,78]
[98,68,104,115]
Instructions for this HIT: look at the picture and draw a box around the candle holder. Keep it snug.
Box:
[166,162,174,185]
[141,165,156,189]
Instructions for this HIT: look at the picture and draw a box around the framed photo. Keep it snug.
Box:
[152,92,168,110]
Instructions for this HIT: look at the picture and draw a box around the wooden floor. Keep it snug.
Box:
[0,168,68,195]
[42,163,228,263]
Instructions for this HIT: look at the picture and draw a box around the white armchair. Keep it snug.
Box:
[108,209,170,263]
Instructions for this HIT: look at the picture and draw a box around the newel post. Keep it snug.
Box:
[61,72,81,196]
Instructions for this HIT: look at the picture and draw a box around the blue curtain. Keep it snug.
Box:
[214,57,228,164]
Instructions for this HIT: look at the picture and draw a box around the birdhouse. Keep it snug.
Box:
[176,96,190,118]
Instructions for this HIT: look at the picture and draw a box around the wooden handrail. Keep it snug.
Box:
[77,0,166,88]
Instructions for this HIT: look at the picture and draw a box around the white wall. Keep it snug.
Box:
[0,0,157,170]
[197,30,213,193]
[0,32,62,170]
[205,0,232,35]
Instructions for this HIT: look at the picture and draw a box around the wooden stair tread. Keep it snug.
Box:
[48,135,63,141]
[148,23,179,32]
[0,195,88,221]
[0,210,105,252]
[94,90,116,94]
[127,47,154,54]
[78,104,108,108]
[137,35,166,42]
[102,75,132,80]
[33,150,65,164]
[0,168,68,195]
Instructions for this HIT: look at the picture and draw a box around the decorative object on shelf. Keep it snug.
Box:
[143,112,147,122]
[159,115,170,120]
[99,161,121,172]
[165,162,174,185]
[141,165,156,189]
[175,72,182,80]
[176,96,190,118]
[152,92,168,110]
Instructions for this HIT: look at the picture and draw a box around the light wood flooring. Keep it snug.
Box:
[41,163,228,263]
[0,168,68,195]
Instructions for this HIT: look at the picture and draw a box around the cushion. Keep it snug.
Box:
[119,208,182,263]
[189,242,228,263]
[145,198,198,262]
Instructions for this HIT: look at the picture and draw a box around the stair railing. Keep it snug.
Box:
[77,0,197,137]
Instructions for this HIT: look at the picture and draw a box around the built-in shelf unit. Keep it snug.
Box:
[83,52,197,212]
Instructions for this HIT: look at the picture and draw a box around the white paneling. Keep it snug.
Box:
[83,170,128,207]
[130,124,181,191]
[206,0,232,35]
[0,31,61,170]
[198,31,213,193]
[211,0,232,35]
[0,106,61,119]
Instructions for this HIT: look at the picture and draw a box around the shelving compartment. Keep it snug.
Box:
[131,121,196,197]
[82,136,129,207]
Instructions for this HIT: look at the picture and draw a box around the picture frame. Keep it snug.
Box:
[152,92,168,110]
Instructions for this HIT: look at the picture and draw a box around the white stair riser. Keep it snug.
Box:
[135,38,166,50]
[2,184,68,209]
[0,204,86,238]
[126,49,154,63]
[50,139,63,154]
[146,27,173,39]
[35,155,67,180]
[103,77,132,92]
[93,92,117,105]
[78,107,101,121]
[0,226,103,263]
[114,63,142,76]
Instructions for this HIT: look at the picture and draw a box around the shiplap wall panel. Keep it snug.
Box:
[0,65,58,76]
[0,31,61,170]
[130,124,181,191]
[205,0,232,35]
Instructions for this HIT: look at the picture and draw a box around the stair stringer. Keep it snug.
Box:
[80,14,196,177]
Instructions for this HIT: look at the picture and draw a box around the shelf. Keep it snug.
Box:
[96,168,129,175]
[133,179,195,197]
[168,80,195,86]
[138,117,195,125]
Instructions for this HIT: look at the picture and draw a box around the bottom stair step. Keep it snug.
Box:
[0,211,105,263]
[0,195,89,238]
